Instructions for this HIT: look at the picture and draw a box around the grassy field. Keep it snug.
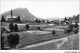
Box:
[4,27,67,48]
[22,40,63,50]
[0,22,71,50]
[13,25,68,48]
[18,33,79,50]
[58,33,79,50]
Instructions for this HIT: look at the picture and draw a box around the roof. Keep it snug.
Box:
[6,15,18,18]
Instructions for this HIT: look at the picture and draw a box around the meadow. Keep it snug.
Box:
[1,22,69,48]
[1,22,79,50]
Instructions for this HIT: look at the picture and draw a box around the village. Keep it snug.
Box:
[0,9,79,50]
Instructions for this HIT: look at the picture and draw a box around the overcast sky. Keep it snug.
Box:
[1,0,79,19]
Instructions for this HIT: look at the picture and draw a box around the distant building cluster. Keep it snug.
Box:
[1,10,21,22]
[6,15,18,22]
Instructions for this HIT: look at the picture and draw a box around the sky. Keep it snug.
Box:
[0,0,79,19]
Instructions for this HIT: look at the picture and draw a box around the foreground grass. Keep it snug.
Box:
[58,33,79,50]
[22,40,63,50]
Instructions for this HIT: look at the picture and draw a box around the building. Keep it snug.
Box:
[6,15,18,22]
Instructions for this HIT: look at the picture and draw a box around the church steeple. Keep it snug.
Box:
[11,9,13,21]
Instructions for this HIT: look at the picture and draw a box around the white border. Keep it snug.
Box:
[0,0,80,53]
[0,50,80,53]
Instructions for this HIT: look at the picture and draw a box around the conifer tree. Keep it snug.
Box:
[14,24,18,32]
[1,15,6,22]
[17,16,21,22]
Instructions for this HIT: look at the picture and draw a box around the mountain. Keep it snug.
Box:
[1,8,39,21]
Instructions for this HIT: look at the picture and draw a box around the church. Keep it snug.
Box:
[6,10,20,22]
[6,15,18,22]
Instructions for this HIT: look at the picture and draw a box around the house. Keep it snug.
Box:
[6,15,18,22]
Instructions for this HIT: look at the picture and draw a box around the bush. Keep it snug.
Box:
[64,29,67,34]
[52,30,56,35]
[64,24,74,34]
[74,23,79,28]
[65,23,79,34]
[9,23,14,32]
[14,24,18,32]
[7,34,19,48]
[73,28,78,34]
[74,30,78,34]
[64,29,72,34]
[37,27,41,30]
[1,27,8,33]
[68,24,73,31]
[25,24,29,30]
[34,19,41,23]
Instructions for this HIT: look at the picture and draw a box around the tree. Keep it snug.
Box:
[7,34,19,48]
[35,19,41,23]
[14,24,18,32]
[73,28,78,34]
[25,24,29,30]
[17,16,21,22]
[9,23,14,32]
[64,29,72,34]
[76,14,79,19]
[1,15,6,22]
[52,30,56,35]
[64,24,74,34]
[25,20,27,22]
[72,23,79,34]
[74,23,79,28]
[68,24,74,31]
[64,17,67,21]
[1,34,4,50]
[1,27,8,33]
